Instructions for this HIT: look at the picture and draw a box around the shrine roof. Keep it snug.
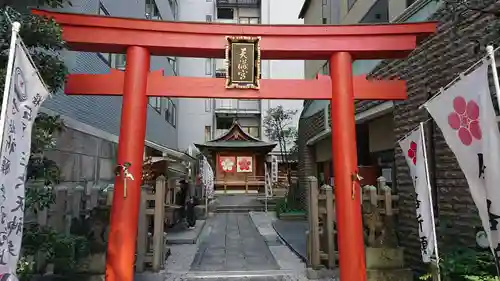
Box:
[194,121,276,152]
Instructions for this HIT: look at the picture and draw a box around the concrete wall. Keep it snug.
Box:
[177,0,216,151]
[45,127,117,183]
[302,0,338,80]
[368,114,394,153]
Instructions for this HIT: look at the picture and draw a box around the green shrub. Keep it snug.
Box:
[420,247,498,281]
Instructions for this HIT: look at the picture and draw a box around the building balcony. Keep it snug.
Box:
[215,99,261,113]
[216,0,261,8]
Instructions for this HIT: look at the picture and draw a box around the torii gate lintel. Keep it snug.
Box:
[65,69,408,100]
[32,9,436,281]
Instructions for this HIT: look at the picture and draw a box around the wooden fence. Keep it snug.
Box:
[25,176,184,274]
[135,176,180,272]
[306,176,398,270]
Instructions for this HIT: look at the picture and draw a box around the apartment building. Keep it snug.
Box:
[298,0,437,186]
[299,0,500,272]
[18,0,187,184]
[177,0,305,157]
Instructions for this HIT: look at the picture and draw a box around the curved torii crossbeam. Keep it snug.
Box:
[33,9,436,281]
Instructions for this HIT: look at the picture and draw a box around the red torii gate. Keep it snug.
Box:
[33,9,436,281]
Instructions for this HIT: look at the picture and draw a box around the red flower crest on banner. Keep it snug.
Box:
[447,96,482,146]
[238,158,251,171]
[407,141,417,165]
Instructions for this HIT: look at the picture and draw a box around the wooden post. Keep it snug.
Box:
[72,188,82,217]
[307,176,320,269]
[135,187,147,272]
[245,174,248,194]
[51,188,67,232]
[224,172,227,194]
[64,189,72,235]
[152,176,166,271]
[324,185,336,268]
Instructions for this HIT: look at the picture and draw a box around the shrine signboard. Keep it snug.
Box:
[225,36,261,89]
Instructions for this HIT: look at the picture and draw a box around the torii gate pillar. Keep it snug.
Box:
[106,46,150,281]
[330,52,366,281]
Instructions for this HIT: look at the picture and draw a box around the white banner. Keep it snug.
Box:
[200,156,214,199]
[0,41,50,275]
[424,62,500,269]
[398,125,436,262]
[271,155,278,183]
[264,163,272,198]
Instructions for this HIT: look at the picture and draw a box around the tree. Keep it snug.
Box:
[288,129,298,162]
[263,105,298,186]
[1,2,69,189]
[0,2,90,278]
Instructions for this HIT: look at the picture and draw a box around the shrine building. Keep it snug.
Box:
[195,120,276,194]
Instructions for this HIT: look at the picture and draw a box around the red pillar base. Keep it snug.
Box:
[330,52,367,281]
[105,46,150,281]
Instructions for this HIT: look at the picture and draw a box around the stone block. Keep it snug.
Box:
[306,267,339,280]
[365,247,405,269]
[366,268,413,281]
[278,212,307,221]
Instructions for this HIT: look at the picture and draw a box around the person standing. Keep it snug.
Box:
[178,178,196,229]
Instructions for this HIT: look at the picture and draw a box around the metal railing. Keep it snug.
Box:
[217,0,261,8]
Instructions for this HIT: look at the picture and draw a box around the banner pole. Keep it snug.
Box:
[487,46,500,110]
[0,22,21,148]
[420,122,440,281]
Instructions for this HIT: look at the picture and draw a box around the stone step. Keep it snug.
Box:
[215,206,269,213]
[182,269,300,280]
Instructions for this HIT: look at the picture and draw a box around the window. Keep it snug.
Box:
[205,59,213,75]
[165,98,176,126]
[242,126,260,138]
[169,0,178,19]
[205,126,212,141]
[205,99,212,112]
[167,57,177,74]
[215,69,226,78]
[98,2,108,15]
[146,0,162,20]
[112,54,126,69]
[322,61,329,75]
[216,118,233,130]
[347,0,357,11]
[321,0,328,24]
[238,17,260,24]
[406,0,416,8]
[149,97,161,113]
[97,3,112,64]
[206,15,212,22]
[171,103,176,127]
[217,8,234,19]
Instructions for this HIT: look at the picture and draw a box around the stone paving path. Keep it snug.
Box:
[136,211,339,281]
[190,213,280,271]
